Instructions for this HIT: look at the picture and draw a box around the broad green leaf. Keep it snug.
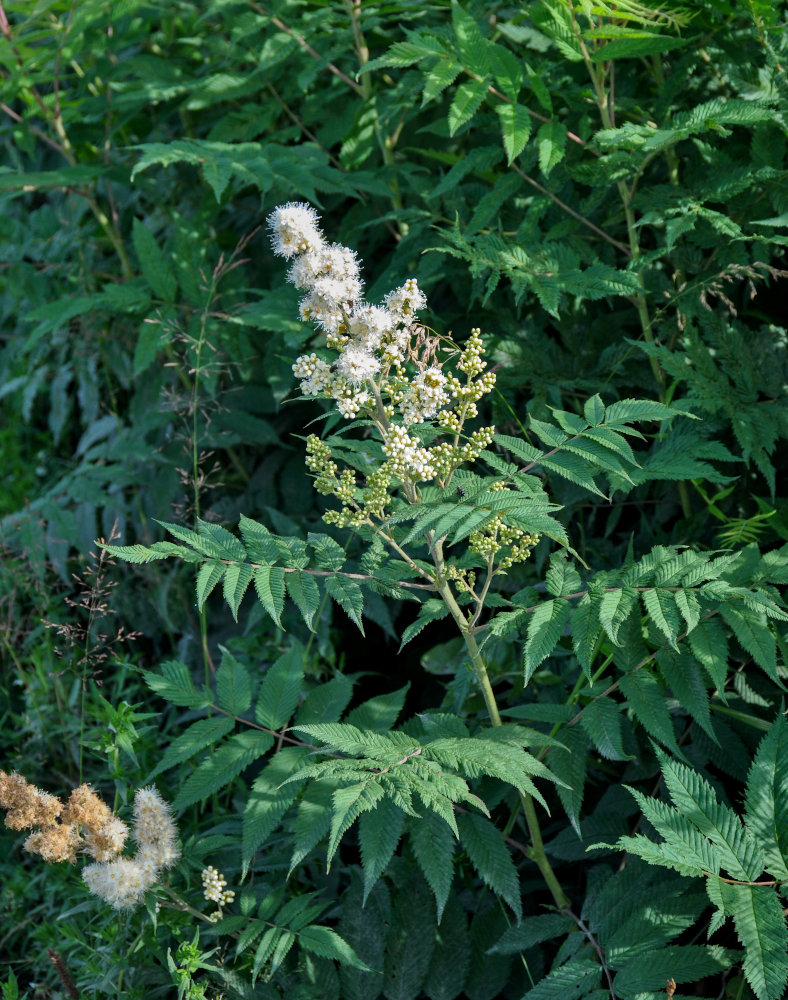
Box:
[151,716,236,777]
[345,684,408,731]
[253,565,285,628]
[223,562,253,621]
[285,569,320,630]
[196,559,227,610]
[620,671,681,754]
[243,748,307,862]
[324,574,364,633]
[451,1,490,77]
[422,59,462,105]
[537,119,566,176]
[599,587,637,645]
[144,660,212,709]
[488,43,524,100]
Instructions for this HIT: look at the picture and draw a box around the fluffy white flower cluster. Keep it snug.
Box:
[82,786,180,910]
[268,203,441,479]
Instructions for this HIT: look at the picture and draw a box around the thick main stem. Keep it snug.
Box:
[431,543,569,909]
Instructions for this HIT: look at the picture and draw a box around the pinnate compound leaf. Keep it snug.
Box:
[457,813,521,920]
[255,644,304,729]
[729,885,788,1000]
[657,749,765,881]
[524,598,570,684]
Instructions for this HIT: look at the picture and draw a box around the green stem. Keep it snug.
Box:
[344,0,406,232]
[431,541,568,909]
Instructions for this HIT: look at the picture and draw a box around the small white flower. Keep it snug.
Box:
[299,290,345,333]
[399,366,449,425]
[335,346,380,386]
[383,425,436,481]
[288,243,363,301]
[268,202,325,259]
[293,353,334,396]
[347,304,395,352]
[383,278,427,322]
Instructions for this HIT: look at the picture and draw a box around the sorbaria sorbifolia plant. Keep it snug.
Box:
[105,206,788,999]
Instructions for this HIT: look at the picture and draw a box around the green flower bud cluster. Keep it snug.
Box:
[469,510,540,569]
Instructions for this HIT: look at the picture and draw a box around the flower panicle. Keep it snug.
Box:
[0,772,181,909]
[267,203,496,492]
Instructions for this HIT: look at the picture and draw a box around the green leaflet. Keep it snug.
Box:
[448,79,489,137]
[255,644,304,729]
[620,671,681,755]
[424,894,470,1000]
[149,716,235,778]
[581,697,629,761]
[408,810,456,921]
[144,660,212,709]
[242,747,307,863]
[744,714,788,880]
[523,598,570,684]
[359,798,405,901]
[729,885,788,1000]
[173,730,274,810]
[456,813,522,920]
[216,647,252,716]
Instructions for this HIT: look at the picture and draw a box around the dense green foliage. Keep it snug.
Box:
[1,1,788,999]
